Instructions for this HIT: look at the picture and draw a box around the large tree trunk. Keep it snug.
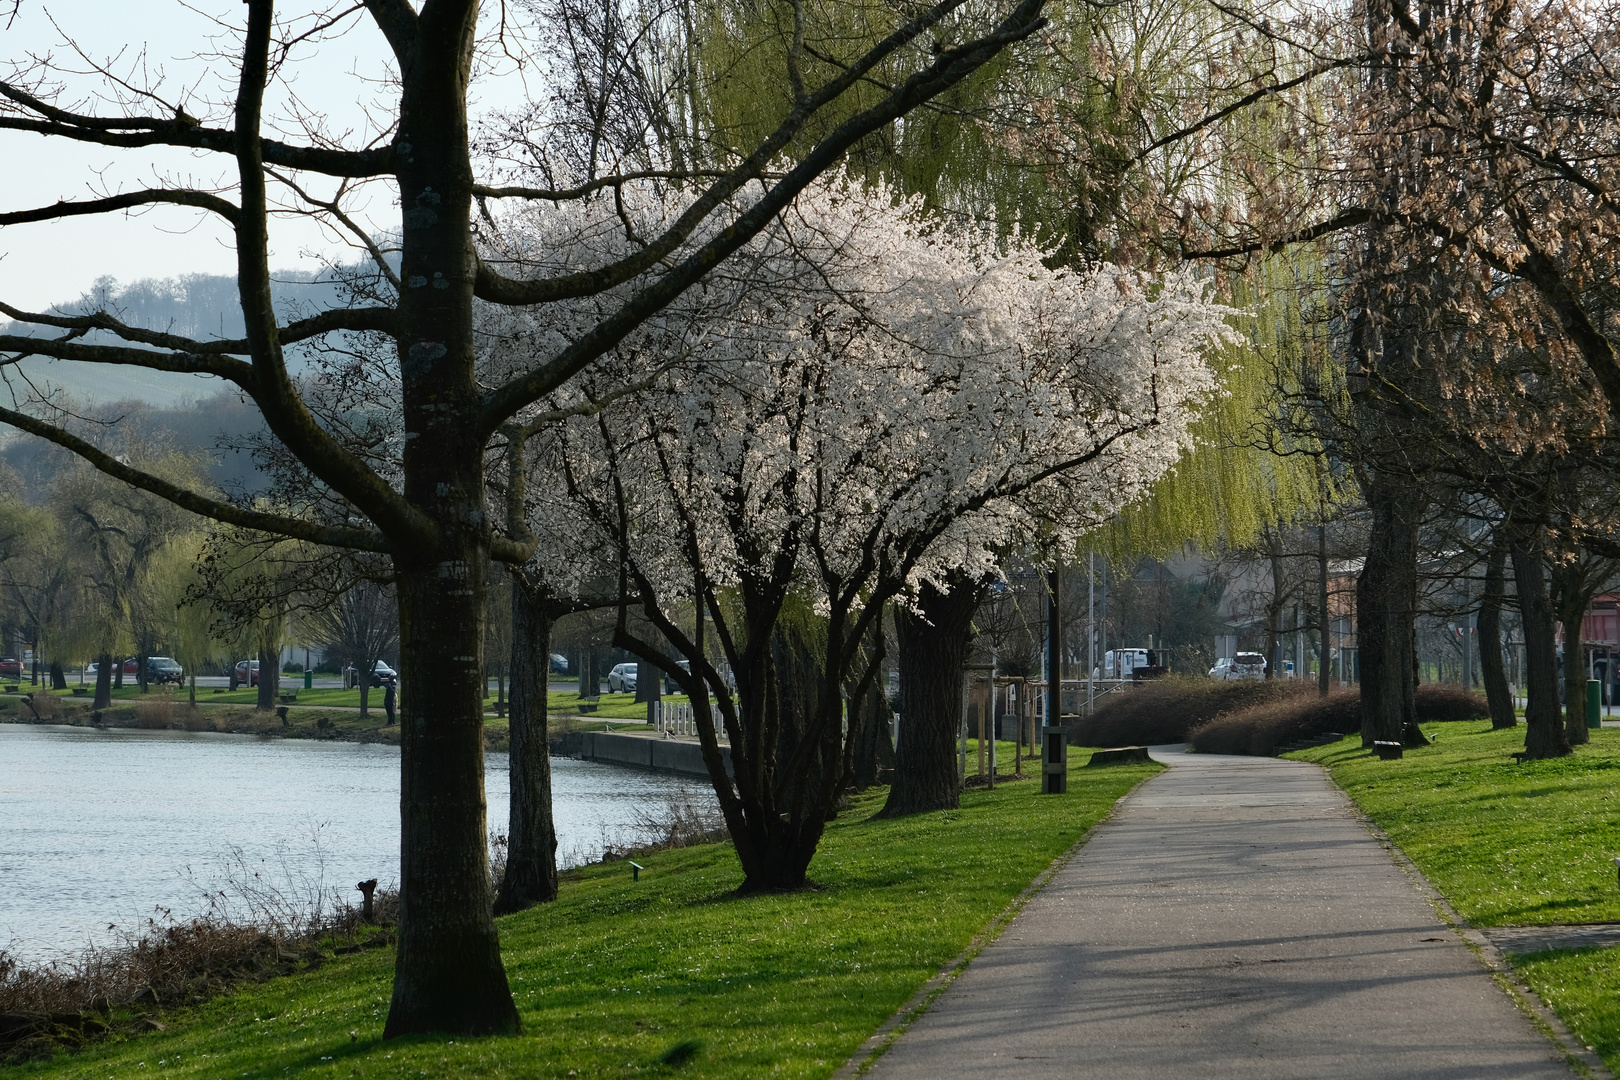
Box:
[494,575,559,914]
[256,645,278,712]
[50,662,67,692]
[92,652,112,710]
[1511,537,1571,759]
[386,545,520,1036]
[772,622,835,814]
[1552,564,1592,746]
[1357,474,1427,746]
[878,577,983,818]
[1477,542,1517,728]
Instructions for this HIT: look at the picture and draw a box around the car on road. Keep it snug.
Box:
[0,658,21,679]
[662,660,692,694]
[606,662,638,693]
[1209,653,1268,681]
[549,653,569,675]
[232,659,261,688]
[370,660,398,687]
[146,657,184,684]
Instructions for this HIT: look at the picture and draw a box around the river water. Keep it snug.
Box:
[0,723,707,958]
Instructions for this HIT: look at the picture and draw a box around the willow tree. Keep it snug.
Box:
[0,0,1055,1036]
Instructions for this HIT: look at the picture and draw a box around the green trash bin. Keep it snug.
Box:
[1587,679,1602,729]
[304,669,313,690]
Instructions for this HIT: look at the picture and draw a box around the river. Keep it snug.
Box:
[0,723,708,958]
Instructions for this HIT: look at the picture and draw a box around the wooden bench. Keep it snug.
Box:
[1373,740,1403,760]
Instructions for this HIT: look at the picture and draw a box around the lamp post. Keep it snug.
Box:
[1044,565,1068,794]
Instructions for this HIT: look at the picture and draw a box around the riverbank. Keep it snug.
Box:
[1290,723,1620,1076]
[0,693,660,754]
[0,753,1157,1079]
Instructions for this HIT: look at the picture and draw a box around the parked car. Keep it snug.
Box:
[662,660,692,695]
[370,660,398,687]
[0,658,21,679]
[232,659,261,688]
[146,657,184,685]
[549,653,569,675]
[606,662,638,693]
[1209,653,1268,681]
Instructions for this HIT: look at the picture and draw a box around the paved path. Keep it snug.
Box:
[864,748,1577,1080]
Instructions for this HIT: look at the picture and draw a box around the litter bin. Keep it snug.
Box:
[1587,679,1602,729]
[304,669,313,690]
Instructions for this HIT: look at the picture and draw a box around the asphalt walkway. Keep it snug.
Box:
[863,747,1578,1080]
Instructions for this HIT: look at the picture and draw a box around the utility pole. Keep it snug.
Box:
[1044,565,1068,794]
[1088,552,1096,715]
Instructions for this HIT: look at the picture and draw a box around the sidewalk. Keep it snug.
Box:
[862,748,1579,1079]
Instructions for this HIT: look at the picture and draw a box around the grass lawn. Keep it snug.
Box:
[1291,723,1620,1073]
[3,751,1155,1080]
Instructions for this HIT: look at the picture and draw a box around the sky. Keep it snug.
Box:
[0,1,537,313]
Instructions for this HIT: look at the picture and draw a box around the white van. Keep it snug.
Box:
[1104,648,1151,678]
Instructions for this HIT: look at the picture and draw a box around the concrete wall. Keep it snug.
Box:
[579,730,732,780]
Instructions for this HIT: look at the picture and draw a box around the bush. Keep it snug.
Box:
[1188,682,1490,756]
[1070,675,1300,746]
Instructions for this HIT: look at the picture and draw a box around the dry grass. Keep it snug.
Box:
[1189,683,1490,755]
[0,836,396,1062]
[1070,675,1300,746]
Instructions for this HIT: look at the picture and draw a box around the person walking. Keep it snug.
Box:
[384,677,397,726]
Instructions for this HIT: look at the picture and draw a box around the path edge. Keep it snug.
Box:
[829,767,1162,1079]
[1307,759,1615,1080]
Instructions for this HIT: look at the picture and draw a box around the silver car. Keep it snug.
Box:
[607,662,638,693]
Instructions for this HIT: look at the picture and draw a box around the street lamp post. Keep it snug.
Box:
[1044,565,1068,794]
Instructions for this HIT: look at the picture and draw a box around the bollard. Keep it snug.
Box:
[1588,680,1603,729]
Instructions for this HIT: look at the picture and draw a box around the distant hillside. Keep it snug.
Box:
[0,391,273,498]
[0,269,362,406]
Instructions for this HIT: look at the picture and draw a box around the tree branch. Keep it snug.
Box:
[1182,206,1371,260]
[0,189,240,227]
[0,404,391,552]
[479,0,1050,432]
[0,81,396,178]
[473,0,1001,309]
[0,301,398,355]
[0,332,256,384]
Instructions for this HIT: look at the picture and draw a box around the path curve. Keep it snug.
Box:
[862,747,1579,1080]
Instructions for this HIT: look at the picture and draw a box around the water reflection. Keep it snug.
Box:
[0,723,707,957]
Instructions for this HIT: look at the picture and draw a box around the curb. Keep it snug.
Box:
[1307,759,1615,1080]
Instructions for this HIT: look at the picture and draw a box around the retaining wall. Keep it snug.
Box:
[579,730,732,780]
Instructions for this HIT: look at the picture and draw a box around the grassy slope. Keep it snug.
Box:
[1293,723,1620,927]
[5,753,1157,1080]
[1292,724,1620,1072]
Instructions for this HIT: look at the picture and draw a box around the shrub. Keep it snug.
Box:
[1188,683,1490,756]
[1070,675,1301,746]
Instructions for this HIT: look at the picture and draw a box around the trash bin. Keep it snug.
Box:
[304,669,313,690]
[1587,679,1602,729]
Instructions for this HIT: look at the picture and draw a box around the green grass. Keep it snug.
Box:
[1290,723,1620,1075]
[4,751,1155,1079]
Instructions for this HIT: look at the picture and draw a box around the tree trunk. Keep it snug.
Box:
[360,674,371,717]
[50,662,66,692]
[257,645,278,711]
[137,650,149,694]
[635,660,662,704]
[878,577,984,818]
[494,576,559,914]
[1477,542,1516,728]
[113,659,123,690]
[1357,474,1426,746]
[1511,537,1571,759]
[385,546,520,1036]
[772,622,835,814]
[93,652,112,710]
[1552,565,1592,746]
